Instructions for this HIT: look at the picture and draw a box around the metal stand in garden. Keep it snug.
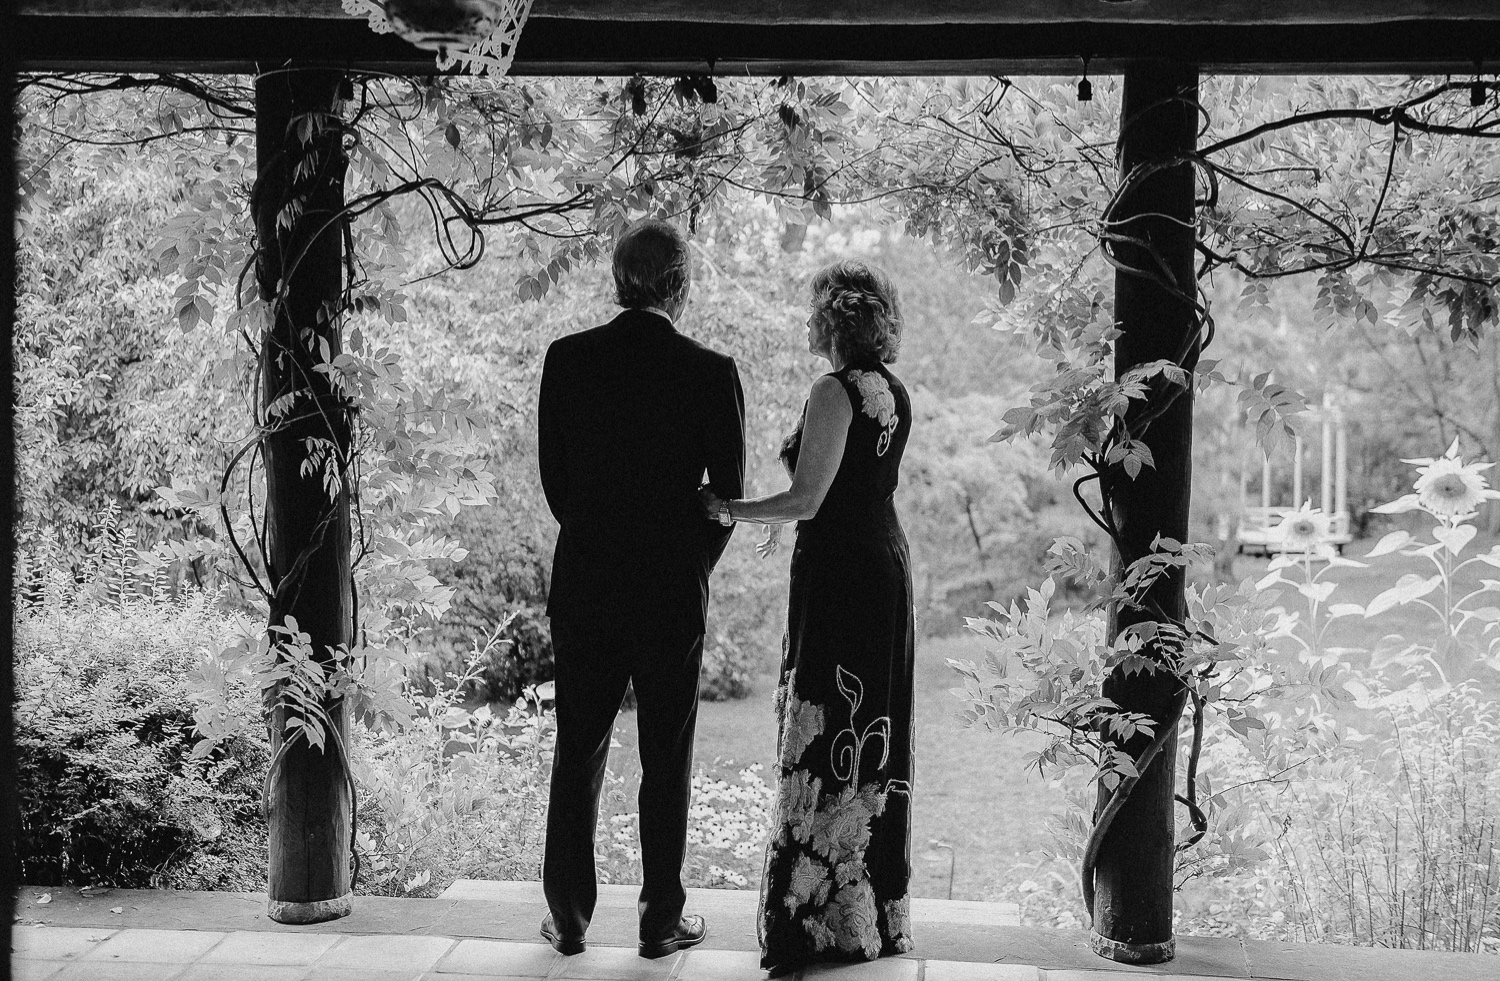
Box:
[1238,396,1352,555]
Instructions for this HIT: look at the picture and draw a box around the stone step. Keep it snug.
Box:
[18,885,1500,980]
[439,879,1021,927]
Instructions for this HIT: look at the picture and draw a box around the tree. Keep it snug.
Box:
[14,116,246,560]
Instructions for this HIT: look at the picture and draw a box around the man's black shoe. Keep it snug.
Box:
[638,914,707,959]
[540,914,586,955]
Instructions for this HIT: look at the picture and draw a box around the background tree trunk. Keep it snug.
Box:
[1093,60,1201,964]
[254,66,354,924]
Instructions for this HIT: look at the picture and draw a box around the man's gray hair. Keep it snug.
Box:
[612,218,691,310]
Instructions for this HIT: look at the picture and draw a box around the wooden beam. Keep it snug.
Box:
[15,14,1500,75]
[19,0,1500,26]
[1092,59,1200,966]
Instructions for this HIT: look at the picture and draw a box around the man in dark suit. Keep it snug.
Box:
[537,218,745,959]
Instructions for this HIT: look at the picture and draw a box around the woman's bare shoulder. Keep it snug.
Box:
[808,372,852,409]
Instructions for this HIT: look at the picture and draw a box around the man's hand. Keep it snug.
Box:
[699,485,725,521]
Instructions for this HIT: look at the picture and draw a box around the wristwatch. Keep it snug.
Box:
[717,501,734,527]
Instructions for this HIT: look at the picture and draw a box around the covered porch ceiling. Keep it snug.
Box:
[15,0,1500,76]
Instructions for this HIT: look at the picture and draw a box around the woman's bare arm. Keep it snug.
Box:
[716,374,851,525]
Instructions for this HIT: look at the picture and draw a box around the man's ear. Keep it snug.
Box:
[669,283,691,321]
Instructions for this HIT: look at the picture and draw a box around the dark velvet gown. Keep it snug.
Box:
[758,358,916,971]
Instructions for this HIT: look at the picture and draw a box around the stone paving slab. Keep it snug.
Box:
[318,934,457,973]
[47,963,189,980]
[301,969,426,981]
[675,948,763,980]
[801,958,921,979]
[199,930,342,966]
[434,938,563,976]
[925,964,1042,981]
[9,926,117,962]
[80,928,226,964]
[175,966,308,981]
[552,944,680,980]
[11,961,67,981]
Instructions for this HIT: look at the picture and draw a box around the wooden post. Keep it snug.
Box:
[3,9,21,950]
[1093,60,1200,965]
[1261,455,1272,510]
[255,66,355,924]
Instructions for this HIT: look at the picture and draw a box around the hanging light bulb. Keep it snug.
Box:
[1077,56,1093,102]
[382,0,508,54]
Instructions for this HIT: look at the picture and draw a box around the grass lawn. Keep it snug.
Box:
[603,632,1064,902]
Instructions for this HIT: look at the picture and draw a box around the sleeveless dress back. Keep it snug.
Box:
[759,359,916,970]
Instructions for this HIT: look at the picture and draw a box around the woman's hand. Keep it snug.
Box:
[756,523,784,558]
[699,484,725,521]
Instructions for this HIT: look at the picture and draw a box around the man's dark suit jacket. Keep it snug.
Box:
[538,307,745,633]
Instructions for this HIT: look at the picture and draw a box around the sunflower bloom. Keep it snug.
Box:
[1410,453,1499,518]
[1274,501,1330,551]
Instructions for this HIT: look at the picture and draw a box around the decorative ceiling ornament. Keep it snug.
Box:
[343,0,536,76]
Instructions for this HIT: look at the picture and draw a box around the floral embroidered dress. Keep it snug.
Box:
[759,359,916,971]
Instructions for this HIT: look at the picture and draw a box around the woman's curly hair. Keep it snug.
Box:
[810,259,903,364]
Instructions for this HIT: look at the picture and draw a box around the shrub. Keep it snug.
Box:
[351,627,556,896]
[700,633,757,702]
[15,586,269,891]
[1236,684,1499,951]
[427,504,555,703]
[982,687,1500,954]
[703,542,787,691]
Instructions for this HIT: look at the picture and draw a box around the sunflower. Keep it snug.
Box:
[1273,501,1330,551]
[1408,445,1499,518]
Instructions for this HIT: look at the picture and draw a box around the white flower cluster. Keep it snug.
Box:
[685,765,777,862]
[607,813,641,865]
[706,864,749,888]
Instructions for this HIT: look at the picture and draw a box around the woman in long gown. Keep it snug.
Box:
[700,259,916,973]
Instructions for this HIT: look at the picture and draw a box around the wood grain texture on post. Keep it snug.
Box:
[1092,60,1201,964]
[254,66,355,924]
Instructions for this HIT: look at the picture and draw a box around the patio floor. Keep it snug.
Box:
[9,883,1497,981]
